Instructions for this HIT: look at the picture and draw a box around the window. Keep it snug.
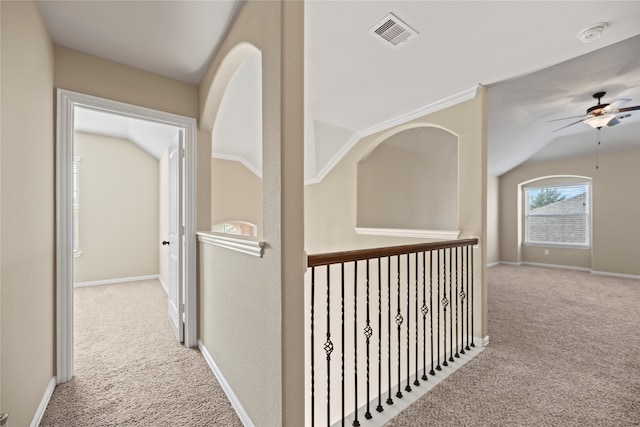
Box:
[212,221,257,237]
[73,157,81,256]
[525,183,590,247]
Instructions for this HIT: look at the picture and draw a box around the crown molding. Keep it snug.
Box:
[305,85,481,185]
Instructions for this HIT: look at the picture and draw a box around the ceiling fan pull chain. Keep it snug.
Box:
[595,128,600,170]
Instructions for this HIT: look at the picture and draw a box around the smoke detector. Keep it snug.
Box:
[369,13,418,48]
[577,22,608,43]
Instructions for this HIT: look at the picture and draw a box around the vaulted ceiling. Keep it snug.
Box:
[38,1,640,178]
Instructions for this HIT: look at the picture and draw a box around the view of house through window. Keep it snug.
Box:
[525,183,590,247]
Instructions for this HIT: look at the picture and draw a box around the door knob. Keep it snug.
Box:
[162,241,170,246]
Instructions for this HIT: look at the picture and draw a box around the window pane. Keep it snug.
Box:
[525,183,590,246]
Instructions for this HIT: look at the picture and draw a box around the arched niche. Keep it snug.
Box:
[357,126,459,234]
[207,44,263,238]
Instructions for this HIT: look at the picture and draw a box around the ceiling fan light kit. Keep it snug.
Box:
[584,113,616,129]
[577,22,608,43]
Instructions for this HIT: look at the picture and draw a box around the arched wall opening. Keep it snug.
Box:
[206,45,263,238]
[357,125,459,234]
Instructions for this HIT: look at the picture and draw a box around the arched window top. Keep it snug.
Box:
[212,221,258,237]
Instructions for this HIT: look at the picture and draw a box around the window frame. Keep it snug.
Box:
[72,156,82,257]
[524,182,592,249]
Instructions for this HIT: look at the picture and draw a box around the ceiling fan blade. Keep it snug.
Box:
[552,119,585,132]
[603,98,631,112]
[548,114,588,122]
[615,105,640,113]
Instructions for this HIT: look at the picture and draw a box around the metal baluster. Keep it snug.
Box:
[455,247,460,359]
[429,251,435,376]
[376,258,384,413]
[471,244,475,348]
[353,262,360,427]
[414,252,420,387]
[364,260,372,420]
[436,250,441,371]
[465,245,471,351]
[311,266,316,427]
[442,249,449,367]
[421,251,428,382]
[324,265,333,427]
[341,263,345,426]
[448,247,454,363]
[396,255,403,399]
[386,256,393,406]
[405,255,412,393]
[460,246,466,356]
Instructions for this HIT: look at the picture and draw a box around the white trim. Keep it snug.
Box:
[481,335,490,347]
[591,270,640,280]
[212,152,262,178]
[56,89,198,383]
[198,340,255,427]
[158,275,169,294]
[74,274,160,288]
[487,262,500,268]
[520,261,590,272]
[496,261,521,266]
[31,377,56,427]
[330,343,485,427]
[197,231,265,257]
[359,85,480,138]
[305,85,480,185]
[356,227,460,240]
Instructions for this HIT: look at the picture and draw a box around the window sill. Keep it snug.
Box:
[196,231,265,257]
[356,227,460,240]
[524,242,591,250]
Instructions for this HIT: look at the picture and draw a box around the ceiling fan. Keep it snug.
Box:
[551,91,640,132]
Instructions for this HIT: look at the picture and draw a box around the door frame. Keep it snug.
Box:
[56,89,198,383]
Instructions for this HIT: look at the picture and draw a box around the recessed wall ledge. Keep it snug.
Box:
[197,231,266,257]
[355,227,461,240]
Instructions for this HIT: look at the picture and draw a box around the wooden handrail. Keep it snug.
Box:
[307,238,478,267]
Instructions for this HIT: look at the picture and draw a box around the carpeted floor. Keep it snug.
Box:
[385,265,640,426]
[41,280,242,427]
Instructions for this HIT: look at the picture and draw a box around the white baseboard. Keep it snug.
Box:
[198,340,255,427]
[487,262,500,268]
[591,270,640,280]
[481,335,490,347]
[31,377,56,427]
[330,342,485,427]
[74,274,160,288]
[520,261,590,272]
[158,276,169,294]
[496,262,639,280]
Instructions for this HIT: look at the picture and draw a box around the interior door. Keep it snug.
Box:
[167,134,184,342]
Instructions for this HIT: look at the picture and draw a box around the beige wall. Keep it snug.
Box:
[357,128,458,230]
[487,175,500,264]
[210,158,262,232]
[0,2,55,425]
[198,1,305,425]
[53,46,211,234]
[73,132,159,283]
[499,149,640,276]
[305,90,488,335]
[159,149,169,290]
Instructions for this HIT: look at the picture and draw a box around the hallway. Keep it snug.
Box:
[41,280,241,426]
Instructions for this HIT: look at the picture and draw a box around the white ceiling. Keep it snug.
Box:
[74,107,180,159]
[38,1,640,177]
[37,0,243,84]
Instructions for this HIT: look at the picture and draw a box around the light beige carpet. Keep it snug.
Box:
[385,265,640,426]
[41,280,242,427]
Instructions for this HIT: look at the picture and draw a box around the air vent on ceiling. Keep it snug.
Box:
[369,13,418,48]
